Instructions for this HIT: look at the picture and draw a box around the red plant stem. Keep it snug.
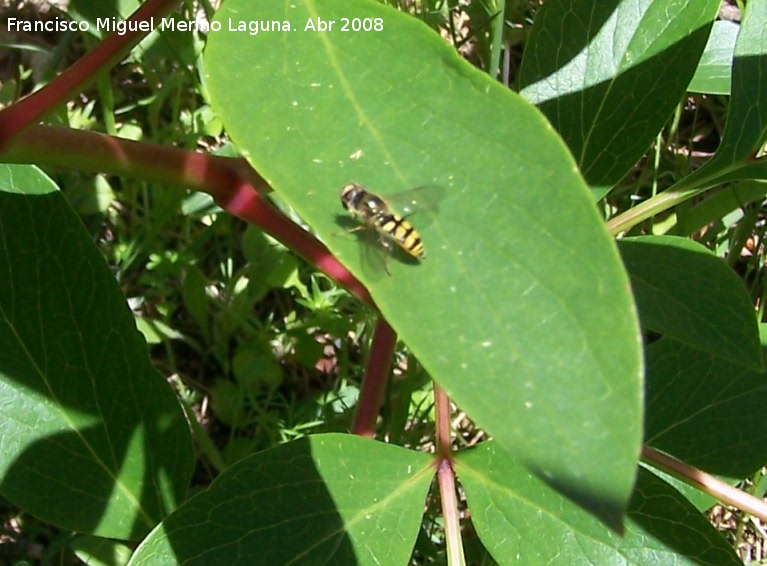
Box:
[0,0,182,150]
[0,124,375,306]
[351,319,397,437]
[1,124,259,189]
[434,382,452,461]
[0,0,376,304]
[642,445,767,522]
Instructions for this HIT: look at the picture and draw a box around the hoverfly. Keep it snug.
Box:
[339,182,444,274]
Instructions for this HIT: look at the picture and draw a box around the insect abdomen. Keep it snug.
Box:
[378,213,425,259]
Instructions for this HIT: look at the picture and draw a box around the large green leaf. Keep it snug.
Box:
[129,434,433,565]
[457,443,740,565]
[0,164,193,539]
[519,0,719,187]
[646,338,767,477]
[204,0,643,526]
[618,235,762,370]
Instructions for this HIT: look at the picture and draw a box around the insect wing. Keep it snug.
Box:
[355,222,392,278]
[385,185,446,224]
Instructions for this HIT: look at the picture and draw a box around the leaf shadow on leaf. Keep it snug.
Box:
[0,423,165,540]
[0,190,191,540]
[526,462,630,534]
[520,0,622,80]
[645,337,767,478]
[460,444,739,564]
[523,11,713,188]
[133,437,365,564]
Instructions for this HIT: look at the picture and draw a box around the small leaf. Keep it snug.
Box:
[129,434,433,565]
[619,235,762,370]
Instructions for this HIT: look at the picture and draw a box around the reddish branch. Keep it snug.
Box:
[0,0,374,304]
[351,319,397,436]
[0,125,374,305]
[0,0,182,150]
[642,446,767,522]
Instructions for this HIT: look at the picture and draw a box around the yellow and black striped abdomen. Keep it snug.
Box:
[376,212,425,259]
